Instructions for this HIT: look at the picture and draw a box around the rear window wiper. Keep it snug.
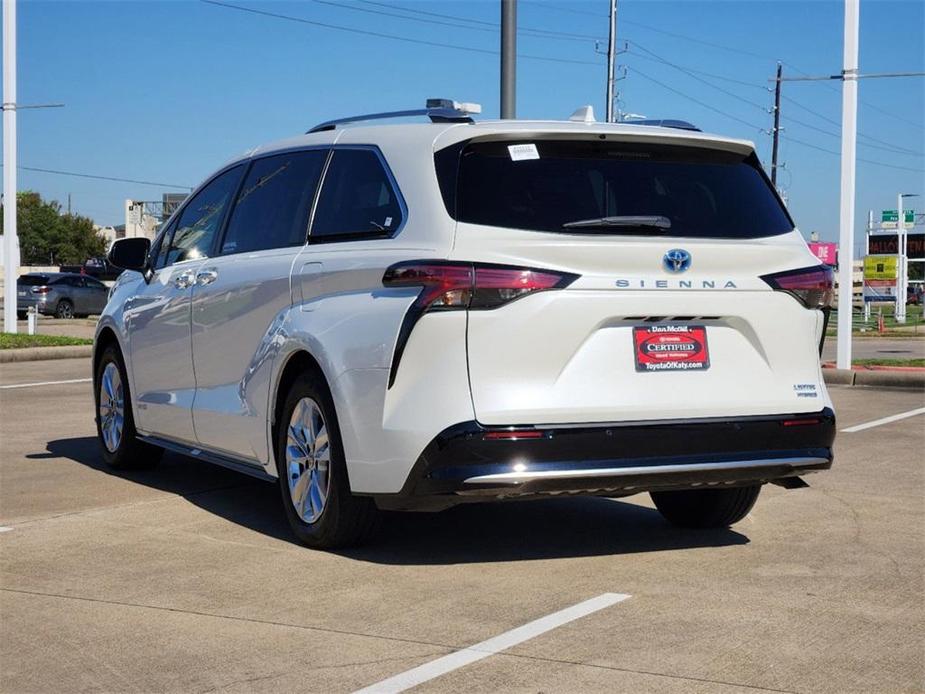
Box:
[561,215,672,231]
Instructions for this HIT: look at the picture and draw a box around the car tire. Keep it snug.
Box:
[275,370,380,549]
[55,300,74,319]
[650,484,761,528]
[17,311,26,320]
[95,344,163,470]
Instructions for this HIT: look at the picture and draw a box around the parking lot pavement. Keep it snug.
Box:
[13,317,98,340]
[1,359,923,693]
[821,336,925,362]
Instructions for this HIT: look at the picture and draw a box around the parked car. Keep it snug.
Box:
[95,100,836,548]
[59,256,123,281]
[17,272,109,319]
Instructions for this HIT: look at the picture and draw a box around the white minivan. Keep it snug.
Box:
[95,101,835,548]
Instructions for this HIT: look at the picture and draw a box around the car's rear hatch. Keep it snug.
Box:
[437,134,829,426]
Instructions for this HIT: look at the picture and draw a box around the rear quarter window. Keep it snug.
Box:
[435,140,793,239]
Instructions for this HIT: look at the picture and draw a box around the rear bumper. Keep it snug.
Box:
[379,409,835,509]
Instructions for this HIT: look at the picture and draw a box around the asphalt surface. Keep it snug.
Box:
[1,359,923,693]
[821,336,924,362]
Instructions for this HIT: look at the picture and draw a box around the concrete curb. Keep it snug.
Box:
[823,368,925,389]
[0,345,93,363]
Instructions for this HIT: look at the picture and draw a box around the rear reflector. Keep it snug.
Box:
[761,265,834,309]
[782,418,821,427]
[483,430,544,440]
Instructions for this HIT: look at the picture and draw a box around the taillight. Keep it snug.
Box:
[31,286,51,294]
[761,265,834,309]
[383,261,578,386]
[382,261,578,312]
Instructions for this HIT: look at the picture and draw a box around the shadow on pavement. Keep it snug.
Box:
[36,436,750,564]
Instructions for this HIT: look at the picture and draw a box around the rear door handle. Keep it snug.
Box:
[173,270,196,290]
[196,269,218,286]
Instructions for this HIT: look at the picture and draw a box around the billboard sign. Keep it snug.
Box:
[808,242,837,266]
[867,233,925,258]
[863,255,898,302]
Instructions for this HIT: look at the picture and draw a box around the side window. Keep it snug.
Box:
[166,165,244,265]
[86,278,107,290]
[310,149,403,240]
[221,150,327,255]
[153,221,175,270]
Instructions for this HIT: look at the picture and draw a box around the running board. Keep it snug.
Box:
[138,435,276,483]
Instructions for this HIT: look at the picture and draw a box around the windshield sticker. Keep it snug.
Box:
[508,144,540,161]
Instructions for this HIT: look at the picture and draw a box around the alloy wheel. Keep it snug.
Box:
[285,397,332,524]
[98,362,125,453]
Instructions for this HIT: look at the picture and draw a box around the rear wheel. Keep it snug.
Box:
[55,300,74,319]
[95,344,162,469]
[650,485,761,528]
[275,371,380,548]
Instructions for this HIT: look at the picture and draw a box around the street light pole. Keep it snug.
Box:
[605,0,617,122]
[896,193,918,323]
[835,0,859,370]
[2,0,19,335]
[500,0,516,119]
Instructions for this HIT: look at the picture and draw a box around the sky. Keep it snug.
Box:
[4,0,924,258]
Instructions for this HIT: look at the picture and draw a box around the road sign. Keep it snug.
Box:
[881,210,915,226]
[863,256,898,280]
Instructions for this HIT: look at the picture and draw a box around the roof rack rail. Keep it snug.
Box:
[622,119,701,132]
[307,98,481,134]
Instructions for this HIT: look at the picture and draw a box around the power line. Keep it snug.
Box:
[352,0,604,42]
[627,68,924,175]
[629,41,925,157]
[628,66,767,132]
[2,165,192,189]
[201,0,601,66]
[781,136,925,174]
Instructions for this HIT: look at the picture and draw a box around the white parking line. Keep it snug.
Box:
[0,378,92,391]
[841,407,925,433]
[0,527,13,533]
[353,592,631,694]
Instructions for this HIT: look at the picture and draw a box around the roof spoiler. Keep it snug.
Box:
[622,119,701,132]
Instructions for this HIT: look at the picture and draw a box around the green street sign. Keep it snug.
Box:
[882,210,914,223]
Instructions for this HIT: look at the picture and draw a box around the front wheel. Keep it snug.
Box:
[650,485,761,528]
[95,344,162,469]
[276,371,380,549]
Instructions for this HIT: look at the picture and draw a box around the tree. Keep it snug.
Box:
[0,191,106,265]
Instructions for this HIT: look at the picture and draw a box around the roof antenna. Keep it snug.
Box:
[569,105,596,123]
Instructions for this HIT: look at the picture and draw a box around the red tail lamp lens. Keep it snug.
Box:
[383,261,577,312]
[761,265,834,309]
[782,418,821,427]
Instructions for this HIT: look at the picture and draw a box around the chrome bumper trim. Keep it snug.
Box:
[462,456,829,486]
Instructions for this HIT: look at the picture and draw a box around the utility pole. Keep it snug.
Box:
[836,0,859,370]
[896,193,918,323]
[605,0,617,122]
[67,193,71,215]
[770,62,782,188]
[500,0,516,119]
[3,0,18,334]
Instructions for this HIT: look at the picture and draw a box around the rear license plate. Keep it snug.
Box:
[633,325,710,372]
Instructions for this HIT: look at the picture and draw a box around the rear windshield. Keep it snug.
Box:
[435,140,793,239]
[17,275,49,286]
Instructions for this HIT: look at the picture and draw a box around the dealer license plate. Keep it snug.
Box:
[633,325,710,372]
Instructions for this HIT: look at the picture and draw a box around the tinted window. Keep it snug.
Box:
[167,165,244,265]
[311,149,402,240]
[17,275,49,286]
[86,278,107,290]
[52,277,77,287]
[221,150,326,255]
[437,140,793,239]
[152,221,175,270]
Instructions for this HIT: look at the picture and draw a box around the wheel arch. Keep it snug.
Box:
[269,349,330,471]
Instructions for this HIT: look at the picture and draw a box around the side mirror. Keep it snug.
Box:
[108,237,151,274]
